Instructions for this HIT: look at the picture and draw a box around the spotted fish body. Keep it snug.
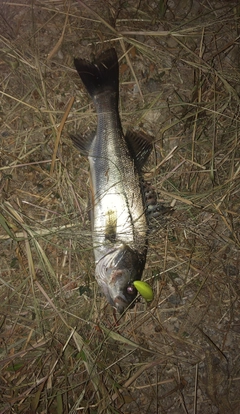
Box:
[71,48,154,313]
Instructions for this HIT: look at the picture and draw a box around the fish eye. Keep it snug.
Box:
[126,284,136,295]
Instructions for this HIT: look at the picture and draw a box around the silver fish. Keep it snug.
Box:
[71,48,154,313]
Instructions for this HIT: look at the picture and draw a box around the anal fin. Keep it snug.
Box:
[70,132,95,156]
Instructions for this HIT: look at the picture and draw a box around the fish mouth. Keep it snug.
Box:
[114,294,136,314]
[99,276,137,314]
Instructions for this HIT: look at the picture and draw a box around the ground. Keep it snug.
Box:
[0,0,240,413]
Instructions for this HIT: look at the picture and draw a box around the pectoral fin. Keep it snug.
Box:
[105,209,117,242]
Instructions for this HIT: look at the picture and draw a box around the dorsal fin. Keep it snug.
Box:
[125,129,154,170]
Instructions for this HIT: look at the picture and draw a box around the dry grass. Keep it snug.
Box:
[0,0,240,413]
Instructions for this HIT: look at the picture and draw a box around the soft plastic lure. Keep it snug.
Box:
[133,280,154,302]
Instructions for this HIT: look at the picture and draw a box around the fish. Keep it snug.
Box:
[71,48,154,314]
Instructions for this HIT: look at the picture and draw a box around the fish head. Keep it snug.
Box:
[95,244,146,314]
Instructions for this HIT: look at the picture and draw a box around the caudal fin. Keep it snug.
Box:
[74,48,119,99]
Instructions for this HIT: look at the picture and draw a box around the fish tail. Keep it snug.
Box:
[74,48,119,99]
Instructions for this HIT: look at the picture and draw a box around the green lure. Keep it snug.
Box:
[133,281,154,302]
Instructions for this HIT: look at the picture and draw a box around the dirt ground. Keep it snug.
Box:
[0,0,240,413]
